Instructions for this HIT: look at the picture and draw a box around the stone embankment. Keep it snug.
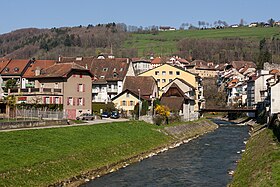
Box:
[51,119,218,187]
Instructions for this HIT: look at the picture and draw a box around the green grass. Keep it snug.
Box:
[230,128,280,187]
[124,27,280,57]
[0,121,172,186]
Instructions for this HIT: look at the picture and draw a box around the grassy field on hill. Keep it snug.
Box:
[125,27,280,57]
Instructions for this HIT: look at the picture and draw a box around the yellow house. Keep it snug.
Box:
[112,89,142,116]
[139,64,196,90]
[139,64,204,111]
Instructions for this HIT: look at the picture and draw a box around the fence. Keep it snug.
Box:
[15,108,67,120]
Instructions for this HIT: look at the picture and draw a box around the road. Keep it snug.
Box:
[0,118,129,132]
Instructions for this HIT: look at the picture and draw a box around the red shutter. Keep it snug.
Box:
[59,97,62,104]
[77,84,79,92]
[73,97,75,106]
[67,97,69,105]
[83,84,85,92]
[43,97,46,104]
[83,98,85,106]
[50,97,53,104]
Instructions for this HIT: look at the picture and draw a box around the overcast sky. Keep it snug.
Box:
[0,0,279,34]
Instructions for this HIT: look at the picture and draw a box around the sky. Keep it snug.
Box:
[0,0,280,34]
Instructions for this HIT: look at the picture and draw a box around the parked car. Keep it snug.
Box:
[110,111,120,119]
[76,113,94,120]
[101,111,111,118]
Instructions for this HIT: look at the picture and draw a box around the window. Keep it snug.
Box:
[100,76,105,79]
[162,71,166,75]
[120,68,123,71]
[162,79,166,83]
[169,71,173,75]
[176,71,180,75]
[157,79,160,83]
[103,68,108,71]
[130,101,134,106]
[126,93,130,98]
[45,97,50,104]
[155,71,159,75]
[78,98,83,106]
[54,83,58,89]
[41,83,44,88]
[113,72,118,77]
[55,97,59,104]
[122,100,126,106]
[68,97,73,106]
[78,84,84,92]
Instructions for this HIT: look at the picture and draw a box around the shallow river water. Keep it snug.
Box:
[82,119,249,187]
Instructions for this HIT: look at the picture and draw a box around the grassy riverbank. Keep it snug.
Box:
[0,119,217,186]
[230,125,280,186]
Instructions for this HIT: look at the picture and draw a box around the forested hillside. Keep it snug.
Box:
[0,23,128,60]
[1,25,280,65]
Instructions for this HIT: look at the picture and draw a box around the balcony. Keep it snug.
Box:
[8,88,62,95]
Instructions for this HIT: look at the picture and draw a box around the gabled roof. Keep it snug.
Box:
[0,58,11,73]
[23,60,56,78]
[60,56,131,81]
[160,97,184,111]
[0,59,31,76]
[151,57,166,64]
[36,62,92,78]
[123,76,156,96]
[270,69,279,75]
[162,78,196,91]
[111,89,148,101]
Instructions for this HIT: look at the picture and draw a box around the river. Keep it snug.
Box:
[82,119,249,187]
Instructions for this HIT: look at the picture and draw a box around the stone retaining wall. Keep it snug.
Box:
[0,120,68,130]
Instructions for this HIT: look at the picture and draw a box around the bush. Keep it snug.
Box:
[153,114,166,126]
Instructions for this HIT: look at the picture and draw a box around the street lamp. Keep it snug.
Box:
[138,89,141,120]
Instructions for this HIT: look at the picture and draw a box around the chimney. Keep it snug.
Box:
[35,67,41,76]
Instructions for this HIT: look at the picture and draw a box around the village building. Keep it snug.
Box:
[131,58,151,75]
[112,76,158,116]
[8,62,93,119]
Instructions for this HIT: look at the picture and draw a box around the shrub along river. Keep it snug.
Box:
[82,119,249,187]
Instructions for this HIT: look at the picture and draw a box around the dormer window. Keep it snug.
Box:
[120,68,123,71]
[4,67,9,72]
[113,72,118,77]
[100,76,105,79]
[14,67,19,72]
[103,68,108,72]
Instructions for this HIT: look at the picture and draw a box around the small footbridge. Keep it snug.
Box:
[200,107,257,119]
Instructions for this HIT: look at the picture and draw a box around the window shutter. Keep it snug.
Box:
[120,101,122,106]
[50,97,52,104]
[77,84,79,92]
[73,98,75,106]
[83,84,85,92]
[43,97,46,104]
[83,98,85,106]
[59,97,62,104]
[67,97,69,105]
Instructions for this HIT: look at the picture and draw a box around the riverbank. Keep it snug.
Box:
[230,121,280,186]
[0,119,217,186]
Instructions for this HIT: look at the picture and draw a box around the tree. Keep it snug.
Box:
[4,79,17,92]
[268,18,275,27]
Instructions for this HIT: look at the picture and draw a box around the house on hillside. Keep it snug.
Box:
[185,60,217,78]
[8,62,93,119]
[161,78,198,120]
[112,76,158,116]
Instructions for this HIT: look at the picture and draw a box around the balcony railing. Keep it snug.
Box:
[8,88,62,94]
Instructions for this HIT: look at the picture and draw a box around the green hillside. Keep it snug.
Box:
[124,27,280,58]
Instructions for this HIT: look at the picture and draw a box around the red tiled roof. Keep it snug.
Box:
[0,58,11,72]
[160,97,184,111]
[151,57,163,64]
[269,69,279,75]
[231,61,256,70]
[0,59,30,75]
[60,57,130,81]
[23,60,56,78]
[36,62,91,78]
[123,76,156,97]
